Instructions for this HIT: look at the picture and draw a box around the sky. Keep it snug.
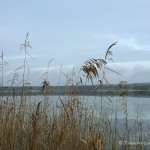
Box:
[0,0,150,86]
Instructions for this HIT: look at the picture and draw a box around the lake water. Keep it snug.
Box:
[2,94,150,120]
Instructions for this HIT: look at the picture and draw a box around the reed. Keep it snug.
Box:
[0,35,149,150]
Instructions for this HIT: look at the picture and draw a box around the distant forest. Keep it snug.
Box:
[0,83,150,97]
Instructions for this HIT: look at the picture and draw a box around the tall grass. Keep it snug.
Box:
[0,34,150,150]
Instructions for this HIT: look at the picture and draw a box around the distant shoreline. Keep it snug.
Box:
[0,83,150,97]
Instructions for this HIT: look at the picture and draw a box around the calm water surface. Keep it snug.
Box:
[2,94,150,120]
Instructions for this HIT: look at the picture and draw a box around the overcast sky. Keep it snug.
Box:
[0,0,150,86]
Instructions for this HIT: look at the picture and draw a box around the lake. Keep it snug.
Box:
[2,93,150,120]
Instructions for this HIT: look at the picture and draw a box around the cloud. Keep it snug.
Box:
[128,67,150,83]
[119,38,150,51]
[31,64,76,72]
[105,61,150,84]
[109,60,150,69]
[92,33,150,52]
